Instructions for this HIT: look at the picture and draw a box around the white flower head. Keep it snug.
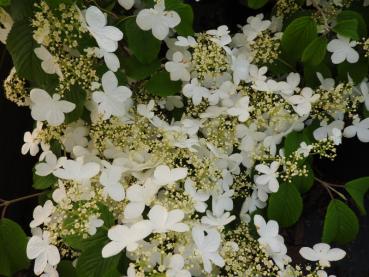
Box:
[165,51,191,82]
[327,35,359,64]
[87,215,104,235]
[26,231,60,275]
[148,205,189,233]
[166,254,191,277]
[343,117,369,143]
[192,226,225,273]
[288,87,320,116]
[299,243,346,267]
[242,13,271,42]
[100,162,125,201]
[152,164,188,186]
[184,178,210,213]
[206,25,232,46]
[102,221,152,257]
[53,159,100,183]
[227,96,251,122]
[118,0,135,10]
[182,78,210,105]
[254,161,280,200]
[92,71,132,119]
[30,200,54,228]
[34,46,63,78]
[85,6,123,52]
[136,0,181,40]
[30,89,75,126]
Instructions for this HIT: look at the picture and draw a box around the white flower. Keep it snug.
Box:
[166,254,191,277]
[35,153,61,176]
[206,25,232,46]
[343,117,369,142]
[40,264,58,277]
[124,178,161,219]
[317,270,336,277]
[26,231,60,275]
[227,96,251,122]
[148,205,189,233]
[118,0,135,10]
[94,47,120,72]
[53,159,100,183]
[277,72,300,96]
[240,191,266,223]
[242,14,271,41]
[288,87,320,116]
[182,78,210,105]
[317,72,335,90]
[30,89,75,126]
[184,178,210,213]
[165,51,191,81]
[296,142,313,158]
[52,183,66,203]
[34,46,63,78]
[231,54,250,85]
[85,6,123,52]
[313,120,344,141]
[137,100,155,119]
[0,8,13,44]
[254,215,289,269]
[102,221,152,257]
[100,162,125,201]
[21,128,41,156]
[254,161,280,197]
[163,95,184,111]
[212,190,234,217]
[87,215,104,235]
[358,81,369,111]
[61,121,89,152]
[152,164,188,186]
[201,211,235,227]
[327,35,359,64]
[30,200,54,228]
[330,127,342,145]
[192,226,225,273]
[208,81,234,105]
[136,0,181,40]
[299,243,346,267]
[175,36,197,47]
[92,71,132,119]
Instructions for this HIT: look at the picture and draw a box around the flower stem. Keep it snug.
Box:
[0,192,46,218]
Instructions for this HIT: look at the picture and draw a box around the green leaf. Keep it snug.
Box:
[58,260,77,277]
[122,55,160,80]
[333,19,359,40]
[76,241,122,277]
[247,0,269,9]
[338,58,368,84]
[145,71,182,96]
[337,10,367,38]
[122,17,161,64]
[33,171,57,190]
[63,86,87,124]
[292,162,314,194]
[345,176,369,215]
[267,183,303,227]
[302,37,327,66]
[281,16,317,60]
[165,0,194,36]
[10,0,34,21]
[97,204,115,228]
[322,199,359,244]
[284,131,304,157]
[0,219,30,276]
[6,20,58,89]
[0,0,11,6]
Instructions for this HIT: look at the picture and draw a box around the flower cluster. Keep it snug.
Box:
[3,0,369,276]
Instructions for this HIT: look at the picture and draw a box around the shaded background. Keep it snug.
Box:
[0,0,368,276]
